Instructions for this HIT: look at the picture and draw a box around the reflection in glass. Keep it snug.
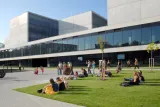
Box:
[78,37,85,51]
[152,23,160,43]
[105,30,114,48]
[131,26,141,45]
[142,24,151,45]
[114,29,122,47]
[122,28,132,46]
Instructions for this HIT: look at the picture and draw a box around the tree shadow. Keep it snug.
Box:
[112,75,124,77]
[146,79,160,81]
[144,81,160,83]
[0,77,17,80]
[13,80,29,82]
[141,83,160,86]
[59,85,90,95]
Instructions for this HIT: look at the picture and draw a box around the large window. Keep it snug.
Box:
[131,26,141,45]
[72,37,79,51]
[78,36,85,51]
[114,29,122,47]
[2,22,160,59]
[105,30,114,48]
[91,33,99,49]
[142,24,151,45]
[67,38,73,52]
[152,22,160,43]
[122,27,132,46]
[84,34,92,50]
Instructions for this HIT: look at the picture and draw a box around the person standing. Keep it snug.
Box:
[86,60,91,74]
[116,60,121,73]
[92,61,96,74]
[107,60,111,70]
[134,58,139,70]
[34,67,39,75]
[127,60,131,68]
[58,62,63,75]
[19,63,22,71]
[40,66,44,74]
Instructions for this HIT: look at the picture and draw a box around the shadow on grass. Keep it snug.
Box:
[146,79,160,81]
[112,75,124,77]
[141,83,160,86]
[58,85,90,95]
[145,81,160,83]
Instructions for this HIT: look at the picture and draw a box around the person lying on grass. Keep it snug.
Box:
[123,71,140,85]
[37,78,59,94]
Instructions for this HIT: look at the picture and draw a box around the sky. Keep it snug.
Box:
[0,0,107,43]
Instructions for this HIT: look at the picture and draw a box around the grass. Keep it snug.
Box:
[15,70,160,107]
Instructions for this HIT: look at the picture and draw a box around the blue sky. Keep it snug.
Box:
[0,0,107,43]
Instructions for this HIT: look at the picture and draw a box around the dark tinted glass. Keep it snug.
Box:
[114,29,122,47]
[72,37,79,51]
[84,34,92,50]
[131,26,141,45]
[105,30,114,48]
[78,36,85,51]
[152,22,160,43]
[142,24,151,45]
[122,28,132,46]
[91,33,99,49]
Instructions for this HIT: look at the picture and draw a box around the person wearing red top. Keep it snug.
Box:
[40,66,44,74]
[35,67,38,75]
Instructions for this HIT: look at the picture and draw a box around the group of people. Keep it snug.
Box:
[121,70,145,86]
[126,58,140,69]
[38,76,69,95]
[86,60,96,74]
[37,58,143,95]
[57,62,73,75]
[34,66,44,74]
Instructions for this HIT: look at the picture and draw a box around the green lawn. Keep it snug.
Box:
[15,70,160,107]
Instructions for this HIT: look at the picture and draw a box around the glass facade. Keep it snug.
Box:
[28,13,59,41]
[0,22,160,59]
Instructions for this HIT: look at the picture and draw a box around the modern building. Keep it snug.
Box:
[0,0,160,67]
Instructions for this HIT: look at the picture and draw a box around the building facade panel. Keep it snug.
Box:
[5,13,28,48]
[108,0,160,25]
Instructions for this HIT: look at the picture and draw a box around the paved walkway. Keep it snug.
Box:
[0,70,84,107]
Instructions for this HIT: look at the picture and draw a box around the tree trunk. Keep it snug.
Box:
[151,51,153,71]
[102,52,105,80]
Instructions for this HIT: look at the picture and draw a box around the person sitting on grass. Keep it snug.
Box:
[61,77,69,89]
[56,77,66,91]
[81,68,88,77]
[105,69,112,77]
[124,71,140,85]
[37,78,59,94]
[138,70,145,82]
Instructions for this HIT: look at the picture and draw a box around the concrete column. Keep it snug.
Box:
[47,58,50,67]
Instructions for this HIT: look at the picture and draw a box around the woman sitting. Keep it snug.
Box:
[123,72,140,85]
[105,70,112,77]
[82,68,88,77]
[56,77,66,91]
[61,77,69,89]
[138,70,145,82]
[38,78,59,95]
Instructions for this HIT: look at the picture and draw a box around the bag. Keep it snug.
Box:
[120,82,130,87]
